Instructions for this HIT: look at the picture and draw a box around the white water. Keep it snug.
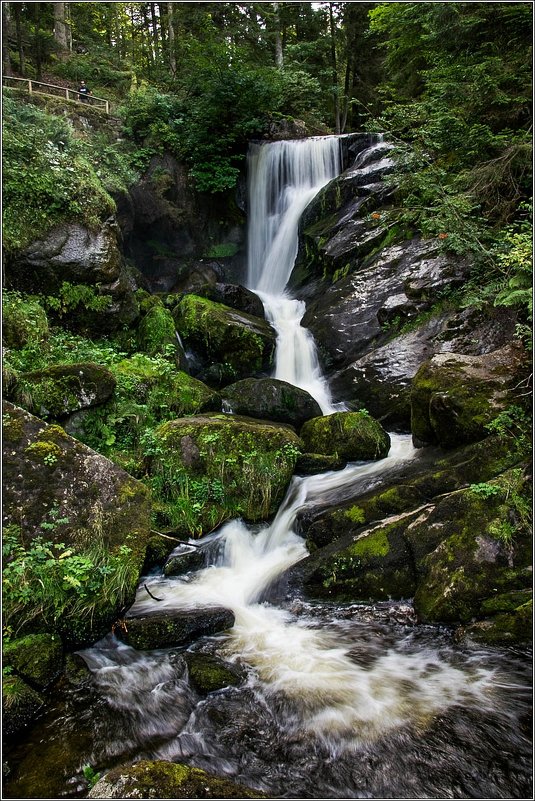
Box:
[80,137,500,769]
[246,137,342,413]
[130,434,495,745]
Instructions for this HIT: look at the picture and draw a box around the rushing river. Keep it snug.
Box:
[4,137,532,799]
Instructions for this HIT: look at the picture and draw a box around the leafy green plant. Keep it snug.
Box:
[82,764,101,789]
[469,482,502,499]
[42,282,112,317]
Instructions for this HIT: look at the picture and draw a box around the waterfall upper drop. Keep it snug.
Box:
[246,137,342,413]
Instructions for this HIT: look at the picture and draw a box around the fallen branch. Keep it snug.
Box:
[144,583,164,602]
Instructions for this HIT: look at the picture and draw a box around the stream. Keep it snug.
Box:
[4,137,532,799]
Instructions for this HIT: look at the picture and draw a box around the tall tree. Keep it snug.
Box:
[53,2,68,50]
[166,2,176,76]
[273,2,283,68]
[329,2,340,133]
[2,1,12,75]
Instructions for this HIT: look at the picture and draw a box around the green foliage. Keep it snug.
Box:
[2,95,115,252]
[485,406,531,458]
[469,482,502,499]
[2,291,49,349]
[42,282,112,317]
[2,524,135,636]
[82,765,101,790]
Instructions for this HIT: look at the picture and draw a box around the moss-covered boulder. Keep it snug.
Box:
[11,362,116,419]
[3,634,63,689]
[301,509,421,602]
[120,608,235,650]
[6,221,141,333]
[300,411,390,462]
[173,294,276,386]
[221,378,322,428]
[194,282,265,319]
[2,401,152,647]
[2,676,44,737]
[461,595,532,645]
[137,302,187,369]
[88,760,265,799]
[412,478,532,626]
[184,652,246,694]
[294,452,346,475]
[2,293,49,349]
[64,355,221,476]
[148,414,303,534]
[411,346,523,448]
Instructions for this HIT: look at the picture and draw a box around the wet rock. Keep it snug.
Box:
[185,652,246,694]
[164,543,206,576]
[173,294,276,386]
[221,378,321,428]
[120,607,235,650]
[193,283,265,319]
[88,759,265,799]
[412,479,532,625]
[300,411,390,462]
[3,633,63,689]
[2,676,45,737]
[329,307,518,430]
[411,345,524,448]
[2,401,152,647]
[459,595,532,645]
[10,362,116,419]
[294,452,346,475]
[148,414,302,534]
[5,220,141,333]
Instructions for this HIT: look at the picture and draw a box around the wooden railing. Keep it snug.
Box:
[2,75,110,114]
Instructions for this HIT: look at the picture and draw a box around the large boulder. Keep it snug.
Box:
[193,282,265,319]
[2,401,152,647]
[147,414,303,534]
[10,362,116,419]
[299,411,390,462]
[173,294,276,386]
[119,607,235,651]
[411,345,524,447]
[5,220,141,332]
[88,760,265,799]
[221,378,321,429]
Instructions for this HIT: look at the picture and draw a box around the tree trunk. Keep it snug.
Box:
[2,2,12,76]
[167,2,176,76]
[53,2,68,50]
[273,2,283,68]
[65,2,72,51]
[150,3,160,61]
[34,2,43,80]
[14,2,25,76]
[329,2,340,134]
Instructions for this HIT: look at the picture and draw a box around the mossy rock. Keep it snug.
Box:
[120,607,235,650]
[2,293,49,349]
[2,676,45,737]
[194,282,265,319]
[412,484,532,625]
[3,634,63,689]
[12,362,116,419]
[295,452,346,475]
[137,302,187,369]
[164,544,206,576]
[148,414,303,535]
[221,378,322,428]
[411,346,522,448]
[460,598,533,645]
[302,509,421,602]
[2,401,152,648]
[173,294,276,385]
[184,652,246,694]
[300,411,390,462]
[88,760,266,799]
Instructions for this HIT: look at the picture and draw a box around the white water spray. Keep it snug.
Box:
[131,435,495,745]
[246,138,342,413]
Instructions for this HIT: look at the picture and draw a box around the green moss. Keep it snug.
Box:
[148,415,302,536]
[300,411,390,461]
[94,760,265,799]
[137,303,177,360]
[347,527,391,559]
[204,242,239,259]
[3,633,63,689]
[2,410,25,443]
[24,440,62,464]
[344,505,366,524]
[185,652,244,694]
[2,676,45,736]
[2,292,49,349]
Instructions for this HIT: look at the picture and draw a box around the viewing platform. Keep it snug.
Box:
[2,75,110,114]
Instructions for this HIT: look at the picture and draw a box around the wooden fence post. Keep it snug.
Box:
[28,79,32,94]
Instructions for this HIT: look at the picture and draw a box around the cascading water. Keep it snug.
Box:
[4,139,531,800]
[246,137,342,413]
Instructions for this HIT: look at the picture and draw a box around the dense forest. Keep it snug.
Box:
[2,3,533,800]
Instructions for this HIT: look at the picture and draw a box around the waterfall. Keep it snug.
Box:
[246,137,342,413]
